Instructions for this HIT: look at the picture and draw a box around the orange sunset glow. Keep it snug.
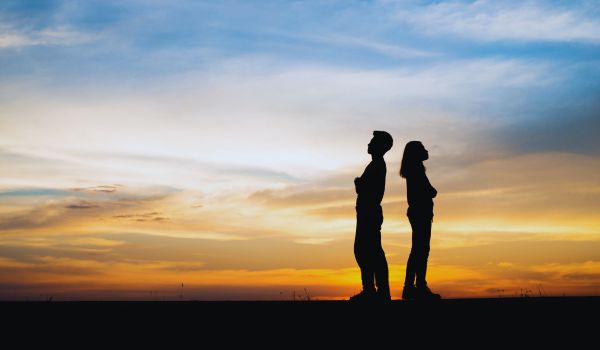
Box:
[1,1,599,300]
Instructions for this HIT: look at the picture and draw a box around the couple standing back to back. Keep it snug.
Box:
[350,131,441,302]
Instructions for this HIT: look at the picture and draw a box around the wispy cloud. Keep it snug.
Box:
[0,188,71,197]
[64,201,99,210]
[250,187,352,208]
[0,186,175,232]
[0,56,562,176]
[113,211,170,223]
[395,0,600,43]
[73,184,123,193]
[302,33,438,58]
[0,26,96,49]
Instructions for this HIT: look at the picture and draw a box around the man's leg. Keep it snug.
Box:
[354,239,375,293]
[354,212,376,297]
[374,243,390,299]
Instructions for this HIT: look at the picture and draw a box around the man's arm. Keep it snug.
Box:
[354,177,362,194]
[376,163,386,203]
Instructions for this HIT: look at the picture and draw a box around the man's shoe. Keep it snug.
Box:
[376,290,391,302]
[415,286,441,300]
[402,285,417,300]
[349,289,376,302]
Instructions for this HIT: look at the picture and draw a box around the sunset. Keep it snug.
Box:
[1,0,599,301]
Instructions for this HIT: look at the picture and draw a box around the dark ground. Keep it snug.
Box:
[3,297,598,346]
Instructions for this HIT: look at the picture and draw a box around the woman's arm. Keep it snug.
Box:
[425,174,437,198]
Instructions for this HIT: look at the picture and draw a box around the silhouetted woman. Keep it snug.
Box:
[400,141,441,300]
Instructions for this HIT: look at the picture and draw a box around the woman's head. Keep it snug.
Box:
[400,141,428,178]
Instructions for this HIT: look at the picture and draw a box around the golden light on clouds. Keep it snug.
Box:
[1,146,600,300]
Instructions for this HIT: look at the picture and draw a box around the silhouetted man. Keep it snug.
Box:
[350,131,393,302]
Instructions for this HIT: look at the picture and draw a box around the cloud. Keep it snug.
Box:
[65,201,100,209]
[73,184,122,193]
[113,211,170,223]
[0,27,96,49]
[241,149,600,239]
[563,272,600,281]
[0,56,564,191]
[0,145,299,193]
[395,0,600,43]
[0,188,71,197]
[249,187,352,208]
[400,151,600,238]
[433,239,600,266]
[497,103,600,155]
[0,186,176,232]
[212,58,556,108]
[66,237,126,248]
[0,183,290,241]
[301,33,438,58]
[307,205,355,220]
[248,184,358,220]
[0,257,36,269]
[0,203,72,231]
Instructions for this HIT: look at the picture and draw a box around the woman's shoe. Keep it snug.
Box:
[416,285,441,300]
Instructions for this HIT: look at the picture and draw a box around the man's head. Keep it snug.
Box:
[368,130,393,156]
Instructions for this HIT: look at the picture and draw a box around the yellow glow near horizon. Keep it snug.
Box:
[1,148,599,300]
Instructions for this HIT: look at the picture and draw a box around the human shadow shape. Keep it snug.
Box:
[349,131,393,302]
[400,141,441,300]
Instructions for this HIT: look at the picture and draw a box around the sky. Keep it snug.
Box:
[1,0,599,300]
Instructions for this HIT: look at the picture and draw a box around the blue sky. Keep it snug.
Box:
[1,1,598,134]
[2,1,599,79]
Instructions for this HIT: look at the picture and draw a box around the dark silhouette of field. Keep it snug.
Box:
[4,296,597,345]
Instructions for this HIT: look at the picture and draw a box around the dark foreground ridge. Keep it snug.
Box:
[3,297,598,345]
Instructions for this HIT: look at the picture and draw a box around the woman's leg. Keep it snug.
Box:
[415,217,432,288]
[404,215,418,287]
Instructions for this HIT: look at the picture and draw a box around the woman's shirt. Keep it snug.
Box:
[406,169,436,216]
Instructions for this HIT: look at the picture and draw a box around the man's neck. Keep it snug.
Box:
[371,154,384,161]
